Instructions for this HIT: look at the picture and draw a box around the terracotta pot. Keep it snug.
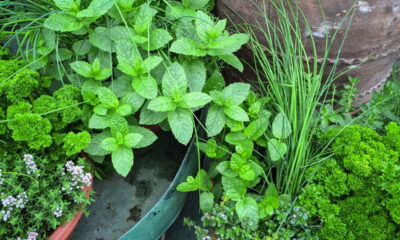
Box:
[216,0,400,104]
[49,179,93,240]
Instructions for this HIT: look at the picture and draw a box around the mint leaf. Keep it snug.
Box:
[101,137,119,152]
[143,28,173,51]
[200,192,214,213]
[116,39,140,63]
[177,176,198,192]
[222,176,246,201]
[86,131,112,156]
[76,0,114,18]
[120,92,145,114]
[219,54,244,72]
[272,113,292,139]
[129,126,158,148]
[70,61,93,78]
[124,133,143,148]
[89,114,109,129]
[268,139,287,161]
[93,104,108,115]
[162,62,187,98]
[208,34,249,54]
[116,104,133,116]
[112,146,133,177]
[224,105,249,122]
[97,87,119,108]
[72,40,92,56]
[189,0,210,10]
[216,161,238,178]
[194,11,215,43]
[134,3,157,34]
[182,59,206,92]
[180,92,212,109]
[222,83,250,105]
[89,27,114,52]
[44,13,83,32]
[139,106,168,125]
[148,96,177,112]
[236,197,259,229]
[168,108,193,145]
[169,38,206,57]
[142,56,163,72]
[195,169,213,191]
[206,104,225,137]
[244,116,270,140]
[54,0,80,14]
[132,74,158,99]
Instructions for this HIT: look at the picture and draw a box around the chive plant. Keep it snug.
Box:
[245,0,356,196]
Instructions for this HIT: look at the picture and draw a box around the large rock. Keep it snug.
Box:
[216,0,400,103]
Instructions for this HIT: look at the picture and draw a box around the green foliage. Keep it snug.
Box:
[0,148,93,239]
[1,0,248,176]
[63,131,91,156]
[299,124,400,240]
[185,196,317,240]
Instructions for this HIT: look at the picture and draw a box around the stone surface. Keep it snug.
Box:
[216,0,400,103]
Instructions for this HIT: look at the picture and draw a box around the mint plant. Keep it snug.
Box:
[0,0,249,177]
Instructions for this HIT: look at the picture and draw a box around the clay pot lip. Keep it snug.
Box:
[48,172,94,240]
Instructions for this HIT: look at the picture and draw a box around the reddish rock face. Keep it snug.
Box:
[216,0,400,103]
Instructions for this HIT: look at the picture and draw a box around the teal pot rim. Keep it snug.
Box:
[118,113,205,240]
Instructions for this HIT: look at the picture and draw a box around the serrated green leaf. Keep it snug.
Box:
[70,61,93,78]
[132,74,158,99]
[73,40,92,56]
[222,176,246,201]
[97,87,119,108]
[177,176,198,192]
[170,38,206,56]
[142,28,173,51]
[208,34,249,54]
[124,133,143,148]
[134,3,157,34]
[116,40,140,64]
[89,114,109,129]
[44,13,83,32]
[222,83,250,105]
[120,92,145,114]
[116,104,133,116]
[216,161,238,178]
[168,108,193,145]
[224,105,249,122]
[200,192,214,212]
[268,139,287,161]
[272,113,292,139]
[112,146,133,177]
[205,104,225,137]
[93,104,108,115]
[89,27,114,52]
[54,0,80,14]
[182,59,206,92]
[101,137,119,152]
[219,53,244,72]
[76,0,114,18]
[111,75,132,98]
[180,92,211,109]
[129,126,157,148]
[142,56,163,72]
[148,96,176,112]
[196,169,213,191]
[194,11,215,43]
[236,197,259,229]
[139,105,168,125]
[189,0,210,10]
[85,131,112,156]
[244,116,270,140]
[162,62,187,98]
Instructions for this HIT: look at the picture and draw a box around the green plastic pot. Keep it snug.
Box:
[118,134,199,240]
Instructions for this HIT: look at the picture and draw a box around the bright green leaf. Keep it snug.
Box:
[162,62,187,98]
[101,137,119,152]
[167,108,193,145]
[200,192,214,213]
[148,96,177,112]
[180,92,212,109]
[124,133,143,148]
[219,53,244,72]
[268,139,287,161]
[70,61,93,78]
[182,59,206,92]
[272,113,292,139]
[44,13,83,32]
[143,28,173,51]
[236,197,259,229]
[132,74,158,99]
[222,83,250,105]
[169,38,206,57]
[224,105,249,122]
[112,146,134,177]
[97,87,119,108]
[222,176,246,201]
[205,104,225,137]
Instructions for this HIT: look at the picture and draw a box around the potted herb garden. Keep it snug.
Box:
[2,0,400,239]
